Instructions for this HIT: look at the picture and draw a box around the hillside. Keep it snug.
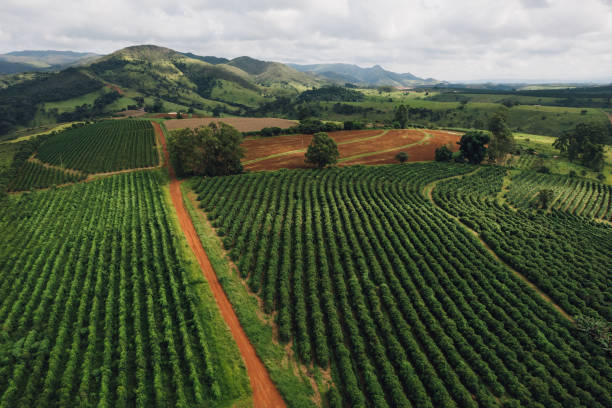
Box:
[288,62,440,86]
[0,50,100,74]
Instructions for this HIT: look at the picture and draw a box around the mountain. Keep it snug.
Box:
[288,62,440,87]
[86,45,323,108]
[0,44,332,136]
[0,50,101,74]
[181,53,229,65]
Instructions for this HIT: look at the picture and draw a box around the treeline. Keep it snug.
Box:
[428,85,612,108]
[242,118,365,138]
[297,86,365,102]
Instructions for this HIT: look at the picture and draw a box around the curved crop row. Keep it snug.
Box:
[8,161,86,192]
[505,171,611,219]
[37,120,157,173]
[194,162,611,408]
[435,166,611,322]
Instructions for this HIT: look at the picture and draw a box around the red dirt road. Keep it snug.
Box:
[153,122,286,408]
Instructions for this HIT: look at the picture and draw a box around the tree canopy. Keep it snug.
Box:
[553,122,607,171]
[435,145,453,162]
[168,122,244,177]
[305,132,339,168]
[488,111,515,163]
[395,151,408,163]
[394,105,409,128]
[457,131,490,164]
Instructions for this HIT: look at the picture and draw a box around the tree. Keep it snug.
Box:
[305,132,339,168]
[168,122,244,177]
[488,111,515,163]
[553,122,607,170]
[395,151,408,163]
[457,131,490,164]
[435,145,453,162]
[535,189,554,209]
[394,105,409,129]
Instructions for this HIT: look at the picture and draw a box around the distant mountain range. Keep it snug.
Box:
[0,50,100,74]
[288,63,440,87]
[0,48,440,87]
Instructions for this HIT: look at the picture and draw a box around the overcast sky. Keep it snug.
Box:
[1,0,611,82]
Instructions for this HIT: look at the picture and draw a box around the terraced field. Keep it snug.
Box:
[192,163,611,408]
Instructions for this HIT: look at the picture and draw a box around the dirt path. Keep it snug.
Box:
[153,122,286,408]
[423,169,575,323]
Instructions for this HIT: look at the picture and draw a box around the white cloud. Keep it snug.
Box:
[0,0,610,81]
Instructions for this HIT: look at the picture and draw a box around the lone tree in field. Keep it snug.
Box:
[394,105,409,128]
[305,132,339,168]
[535,189,554,209]
[488,111,515,163]
[395,151,409,163]
[435,145,453,162]
[168,122,244,177]
[457,131,490,164]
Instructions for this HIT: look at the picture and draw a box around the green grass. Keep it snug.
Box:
[43,89,105,113]
[211,80,266,108]
[161,180,252,407]
[316,94,610,137]
[511,132,612,184]
[181,181,317,408]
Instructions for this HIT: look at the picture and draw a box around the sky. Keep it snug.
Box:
[1,0,611,83]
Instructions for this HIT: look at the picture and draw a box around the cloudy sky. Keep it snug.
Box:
[1,0,611,82]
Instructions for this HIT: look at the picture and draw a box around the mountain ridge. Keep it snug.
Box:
[288,62,440,86]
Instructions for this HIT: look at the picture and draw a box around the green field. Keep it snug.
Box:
[0,171,250,407]
[37,120,158,173]
[504,170,612,219]
[8,161,86,192]
[191,163,611,408]
[315,96,609,137]
[434,166,611,321]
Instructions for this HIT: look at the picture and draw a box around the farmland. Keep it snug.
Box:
[191,162,611,407]
[0,171,250,407]
[505,171,612,219]
[8,160,86,192]
[37,120,158,173]
[242,129,460,171]
[433,166,611,321]
[164,117,297,132]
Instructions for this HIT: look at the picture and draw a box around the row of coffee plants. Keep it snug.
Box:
[434,166,611,323]
[36,120,157,173]
[8,161,86,192]
[0,171,238,407]
[193,162,611,408]
[505,171,611,219]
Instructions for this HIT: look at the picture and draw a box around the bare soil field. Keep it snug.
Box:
[341,129,460,166]
[243,129,461,171]
[164,117,297,132]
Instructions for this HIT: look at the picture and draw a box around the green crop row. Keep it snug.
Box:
[194,163,611,407]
